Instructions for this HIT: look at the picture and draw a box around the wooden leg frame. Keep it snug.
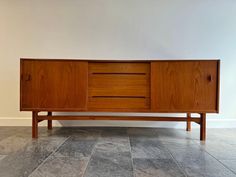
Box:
[32,111,38,139]
[32,112,206,141]
[200,113,206,141]
[185,113,206,141]
[47,112,52,130]
[32,111,53,138]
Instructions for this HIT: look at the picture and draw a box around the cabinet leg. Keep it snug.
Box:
[32,111,38,138]
[200,113,206,141]
[47,112,52,130]
[186,113,191,131]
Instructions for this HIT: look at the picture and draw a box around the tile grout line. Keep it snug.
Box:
[127,131,135,177]
[216,159,236,175]
[163,141,189,177]
[192,139,236,175]
[82,130,102,177]
[199,145,236,175]
[28,136,71,177]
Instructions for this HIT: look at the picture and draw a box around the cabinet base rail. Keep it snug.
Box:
[32,111,206,141]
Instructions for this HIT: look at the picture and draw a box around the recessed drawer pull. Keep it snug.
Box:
[91,72,146,75]
[92,96,146,99]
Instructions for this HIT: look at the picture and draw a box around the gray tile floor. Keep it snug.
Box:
[0,127,236,177]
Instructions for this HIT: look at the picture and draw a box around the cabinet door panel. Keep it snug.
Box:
[151,61,219,112]
[20,60,88,111]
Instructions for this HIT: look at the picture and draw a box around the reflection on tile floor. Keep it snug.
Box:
[0,127,236,177]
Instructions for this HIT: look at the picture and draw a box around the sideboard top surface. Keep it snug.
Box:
[20,58,220,62]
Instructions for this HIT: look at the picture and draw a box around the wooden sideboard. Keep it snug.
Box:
[20,59,220,140]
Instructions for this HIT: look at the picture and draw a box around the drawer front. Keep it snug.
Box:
[88,97,150,109]
[88,62,150,111]
[89,62,149,74]
[89,75,149,97]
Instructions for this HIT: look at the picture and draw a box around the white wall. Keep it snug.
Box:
[0,0,236,128]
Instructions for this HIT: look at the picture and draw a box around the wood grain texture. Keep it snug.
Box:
[200,113,206,141]
[32,111,38,138]
[20,60,88,111]
[88,97,150,109]
[21,59,220,113]
[89,74,150,97]
[36,115,201,124]
[89,62,150,74]
[186,113,191,131]
[47,112,52,130]
[88,62,150,110]
[151,61,219,112]
[20,60,35,109]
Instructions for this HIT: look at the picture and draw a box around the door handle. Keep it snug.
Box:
[207,75,213,82]
[22,74,31,81]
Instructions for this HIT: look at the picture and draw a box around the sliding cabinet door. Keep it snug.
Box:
[20,60,88,111]
[151,61,219,112]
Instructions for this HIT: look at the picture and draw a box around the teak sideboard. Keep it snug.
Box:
[20,59,220,140]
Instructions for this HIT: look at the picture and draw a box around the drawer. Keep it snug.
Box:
[88,62,150,110]
[88,97,150,110]
[88,62,150,74]
[89,74,150,97]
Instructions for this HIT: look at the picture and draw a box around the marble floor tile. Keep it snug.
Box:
[0,127,19,134]
[93,127,131,153]
[96,133,130,153]
[128,127,161,139]
[220,160,236,174]
[95,138,131,153]
[29,155,89,177]
[84,151,133,177]
[0,127,21,141]
[196,141,236,160]
[0,127,236,177]
[128,127,193,142]
[68,128,101,139]
[0,155,7,161]
[101,127,129,138]
[216,129,236,145]
[11,127,52,138]
[162,139,199,151]
[54,136,97,158]
[0,136,67,177]
[52,127,101,139]
[0,135,31,154]
[84,128,133,177]
[130,137,172,159]
[133,158,186,177]
[168,147,236,177]
[0,134,9,141]
[192,129,236,145]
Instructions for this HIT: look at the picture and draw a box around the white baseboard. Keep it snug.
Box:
[0,117,236,128]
